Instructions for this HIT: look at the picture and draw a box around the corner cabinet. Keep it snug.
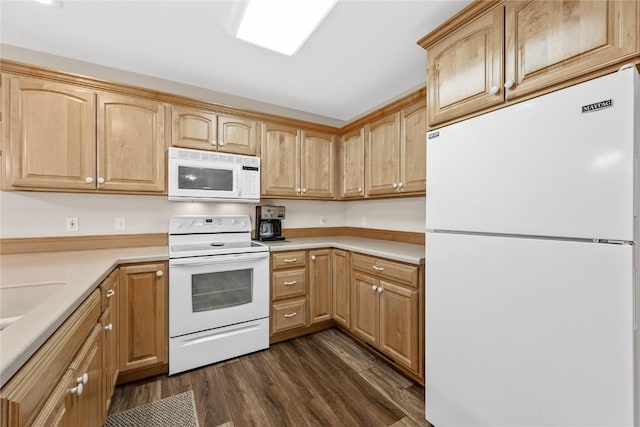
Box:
[309,249,333,324]
[340,128,365,199]
[261,122,335,199]
[421,0,640,127]
[171,105,258,156]
[118,262,168,380]
[1,74,167,193]
[332,249,350,328]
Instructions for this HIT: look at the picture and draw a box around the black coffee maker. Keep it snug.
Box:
[255,205,286,241]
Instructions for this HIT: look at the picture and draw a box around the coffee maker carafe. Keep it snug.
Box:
[255,205,286,241]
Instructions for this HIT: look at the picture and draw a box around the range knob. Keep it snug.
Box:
[231,219,237,225]
[241,221,246,227]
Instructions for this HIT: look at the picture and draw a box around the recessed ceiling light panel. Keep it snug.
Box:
[236,0,337,56]
[34,0,63,8]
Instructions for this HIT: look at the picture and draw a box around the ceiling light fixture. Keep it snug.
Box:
[235,0,337,56]
[34,0,63,8]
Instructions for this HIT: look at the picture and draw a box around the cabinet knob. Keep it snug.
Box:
[97,177,105,184]
[377,287,383,293]
[77,373,88,385]
[392,183,397,189]
[106,289,115,298]
[371,285,378,291]
[70,383,84,396]
[296,188,301,193]
[311,255,316,260]
[489,86,500,95]
[398,182,404,189]
[358,187,362,193]
[85,177,94,184]
[302,188,307,193]
[218,141,225,147]
[504,80,514,89]
[105,323,113,331]
[156,270,164,277]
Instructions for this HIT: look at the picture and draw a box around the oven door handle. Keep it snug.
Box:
[169,252,269,266]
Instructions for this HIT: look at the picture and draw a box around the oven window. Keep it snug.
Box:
[191,269,253,312]
[178,165,233,191]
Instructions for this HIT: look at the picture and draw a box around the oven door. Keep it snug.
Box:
[169,251,269,337]
[168,158,240,201]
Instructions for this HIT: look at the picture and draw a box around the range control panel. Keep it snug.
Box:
[169,215,251,234]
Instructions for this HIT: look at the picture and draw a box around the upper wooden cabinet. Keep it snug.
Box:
[426,7,504,126]
[504,0,639,100]
[2,75,97,190]
[171,105,258,156]
[340,127,365,199]
[1,74,167,193]
[261,122,335,199]
[366,104,426,197]
[97,93,166,192]
[421,0,640,128]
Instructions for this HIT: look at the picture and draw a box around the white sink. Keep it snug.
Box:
[0,282,66,330]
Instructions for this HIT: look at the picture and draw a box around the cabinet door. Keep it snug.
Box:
[261,122,300,197]
[378,280,419,372]
[309,249,332,324]
[400,102,426,194]
[68,324,103,427]
[332,249,350,328]
[351,272,379,345]
[505,1,639,100]
[366,113,400,196]
[30,370,74,427]
[171,105,217,151]
[97,93,166,192]
[340,128,365,198]
[217,114,258,156]
[300,130,334,198]
[100,292,118,418]
[427,7,504,126]
[119,262,168,374]
[3,75,96,190]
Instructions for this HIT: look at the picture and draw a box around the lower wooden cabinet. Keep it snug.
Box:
[100,269,119,418]
[272,298,307,332]
[118,262,168,376]
[309,249,332,324]
[270,250,309,336]
[332,249,350,327]
[68,324,104,427]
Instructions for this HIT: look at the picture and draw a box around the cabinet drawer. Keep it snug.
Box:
[272,251,306,269]
[352,253,418,287]
[272,269,306,300]
[272,298,306,333]
[100,269,119,312]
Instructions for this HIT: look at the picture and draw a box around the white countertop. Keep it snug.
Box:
[260,236,425,265]
[0,236,424,388]
[0,246,168,387]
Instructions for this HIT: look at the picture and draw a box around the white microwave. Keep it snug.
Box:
[168,147,260,202]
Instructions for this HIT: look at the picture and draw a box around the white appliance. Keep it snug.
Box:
[425,65,639,426]
[168,215,270,375]
[168,147,260,202]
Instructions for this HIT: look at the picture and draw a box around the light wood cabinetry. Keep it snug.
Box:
[420,0,640,128]
[67,324,103,427]
[100,270,119,417]
[332,249,350,328]
[261,123,335,199]
[309,249,332,324]
[366,104,426,197]
[271,250,308,335]
[171,105,258,155]
[340,128,365,199]
[1,74,167,193]
[350,253,421,374]
[118,262,168,376]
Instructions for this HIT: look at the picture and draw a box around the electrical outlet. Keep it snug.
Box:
[360,216,367,226]
[66,217,79,232]
[115,217,126,231]
[319,216,327,225]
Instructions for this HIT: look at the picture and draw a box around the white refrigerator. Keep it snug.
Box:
[425,66,639,426]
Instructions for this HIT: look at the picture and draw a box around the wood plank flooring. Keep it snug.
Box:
[109,328,431,427]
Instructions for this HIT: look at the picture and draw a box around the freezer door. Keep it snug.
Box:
[426,68,637,241]
[426,232,634,427]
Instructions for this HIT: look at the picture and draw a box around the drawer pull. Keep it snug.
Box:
[283,280,297,286]
[284,312,297,319]
[77,373,88,385]
[284,258,297,263]
[372,265,384,271]
[70,383,84,396]
[106,289,115,298]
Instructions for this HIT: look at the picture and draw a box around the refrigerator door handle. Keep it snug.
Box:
[634,155,638,217]
[634,268,638,331]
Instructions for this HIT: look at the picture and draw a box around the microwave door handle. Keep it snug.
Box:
[170,252,269,266]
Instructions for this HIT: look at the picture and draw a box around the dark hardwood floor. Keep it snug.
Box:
[109,328,431,427]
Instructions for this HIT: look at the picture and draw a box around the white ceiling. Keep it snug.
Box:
[0,0,471,123]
